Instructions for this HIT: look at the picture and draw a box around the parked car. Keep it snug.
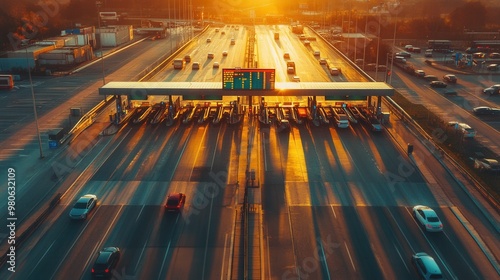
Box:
[487,64,499,71]
[412,205,443,232]
[412,252,444,280]
[414,70,425,77]
[474,158,500,172]
[443,89,457,96]
[165,193,186,212]
[483,84,500,95]
[447,122,476,138]
[395,51,411,58]
[443,74,457,83]
[423,75,438,81]
[69,194,97,220]
[489,52,500,59]
[473,106,500,115]
[430,81,447,88]
[91,247,121,279]
[472,52,485,58]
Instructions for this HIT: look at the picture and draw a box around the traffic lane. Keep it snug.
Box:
[136,200,235,279]
[56,205,123,280]
[11,204,120,280]
[91,121,194,182]
[426,207,497,279]
[261,125,297,279]
[158,29,247,83]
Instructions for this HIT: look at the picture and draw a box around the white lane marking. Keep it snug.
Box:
[220,233,228,280]
[201,194,215,280]
[344,241,356,272]
[330,205,337,219]
[394,242,410,273]
[318,239,332,279]
[27,241,55,279]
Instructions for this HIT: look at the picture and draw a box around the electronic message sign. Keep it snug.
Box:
[222,68,275,90]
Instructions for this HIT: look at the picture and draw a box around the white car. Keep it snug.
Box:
[474,158,500,172]
[292,76,300,82]
[69,194,97,220]
[483,84,500,95]
[412,205,443,232]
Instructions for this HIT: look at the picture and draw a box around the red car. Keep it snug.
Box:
[165,193,186,212]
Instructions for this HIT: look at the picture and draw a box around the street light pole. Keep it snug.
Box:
[25,47,44,159]
[96,1,106,86]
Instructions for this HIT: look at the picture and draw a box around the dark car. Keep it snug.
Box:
[165,193,186,212]
[483,84,500,95]
[486,64,499,71]
[430,81,447,88]
[91,247,120,279]
[472,106,500,115]
[395,51,411,58]
[423,75,438,81]
[443,74,457,83]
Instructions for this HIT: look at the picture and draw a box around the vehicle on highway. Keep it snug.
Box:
[483,84,500,95]
[172,58,185,69]
[213,62,220,68]
[395,51,411,58]
[447,122,476,138]
[215,28,219,32]
[412,252,444,280]
[221,31,225,35]
[207,53,214,59]
[287,61,296,74]
[69,194,97,220]
[412,47,421,53]
[489,52,500,59]
[292,76,301,82]
[304,40,310,46]
[472,106,500,116]
[424,49,433,57]
[472,52,485,58]
[91,247,120,279]
[313,50,320,56]
[230,38,235,45]
[473,158,500,172]
[329,67,341,76]
[299,34,306,40]
[404,45,413,52]
[412,205,443,232]
[0,74,14,89]
[184,55,191,63]
[443,74,457,83]
[443,89,458,96]
[192,62,200,70]
[283,52,290,59]
[423,75,438,81]
[393,56,406,64]
[486,64,499,71]
[206,38,212,43]
[430,81,447,88]
[165,192,186,212]
[222,50,228,56]
[319,58,327,65]
[414,69,425,77]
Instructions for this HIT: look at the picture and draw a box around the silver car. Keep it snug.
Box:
[69,194,97,220]
[413,205,443,232]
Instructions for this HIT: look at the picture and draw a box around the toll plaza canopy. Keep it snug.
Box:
[98,81,394,96]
